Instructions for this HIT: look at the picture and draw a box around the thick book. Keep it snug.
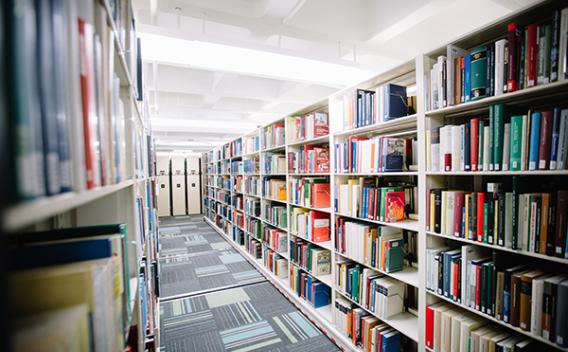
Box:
[383,83,408,121]
[493,104,505,171]
[507,22,523,92]
[526,24,538,88]
[470,46,488,100]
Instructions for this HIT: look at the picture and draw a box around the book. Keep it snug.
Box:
[383,83,408,121]
[470,46,488,100]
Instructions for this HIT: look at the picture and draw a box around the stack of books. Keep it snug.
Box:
[287,145,330,174]
[290,207,331,243]
[288,178,330,208]
[287,112,329,142]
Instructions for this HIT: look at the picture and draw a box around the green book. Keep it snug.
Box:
[478,120,485,170]
[509,115,523,171]
[470,46,488,100]
[352,265,360,302]
[385,238,404,273]
[488,107,494,170]
[493,104,505,171]
[483,200,489,243]
[519,29,527,89]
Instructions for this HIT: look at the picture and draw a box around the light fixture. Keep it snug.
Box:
[139,32,377,87]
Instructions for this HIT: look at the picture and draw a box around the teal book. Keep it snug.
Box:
[385,238,404,273]
[528,112,541,170]
[510,116,523,171]
[488,107,494,170]
[470,46,488,100]
[478,120,485,170]
[493,104,505,170]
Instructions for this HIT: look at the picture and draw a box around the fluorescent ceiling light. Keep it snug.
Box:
[139,32,376,86]
[152,118,258,132]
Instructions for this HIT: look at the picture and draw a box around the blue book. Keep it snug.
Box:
[383,83,408,121]
[10,238,113,270]
[464,55,472,102]
[381,331,401,352]
[312,283,331,308]
[362,188,368,218]
[550,108,561,169]
[306,275,313,302]
[529,112,541,170]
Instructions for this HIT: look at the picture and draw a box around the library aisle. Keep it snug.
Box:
[157,215,340,352]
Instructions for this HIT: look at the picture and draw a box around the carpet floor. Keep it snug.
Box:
[158,215,340,352]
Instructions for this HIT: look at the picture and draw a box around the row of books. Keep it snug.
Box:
[247,237,262,259]
[215,190,230,204]
[289,238,332,277]
[231,160,243,174]
[243,134,260,155]
[336,263,405,320]
[287,145,330,174]
[335,136,417,174]
[288,178,331,209]
[335,219,405,273]
[9,224,132,352]
[7,0,134,202]
[335,178,417,223]
[427,184,568,258]
[246,218,262,239]
[287,112,329,143]
[262,122,285,150]
[263,153,286,174]
[290,207,331,243]
[333,83,415,131]
[222,143,231,160]
[231,194,243,210]
[233,211,244,229]
[244,176,260,195]
[262,178,286,201]
[263,227,288,254]
[426,302,536,352]
[243,158,259,174]
[263,247,288,279]
[428,8,568,110]
[233,176,243,193]
[333,297,403,352]
[428,106,568,172]
[289,265,332,309]
[426,246,568,347]
[232,226,245,246]
[231,138,242,157]
[262,203,287,229]
[244,198,260,218]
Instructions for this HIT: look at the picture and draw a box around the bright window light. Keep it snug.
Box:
[139,33,377,86]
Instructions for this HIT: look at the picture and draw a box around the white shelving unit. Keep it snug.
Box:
[202,2,568,351]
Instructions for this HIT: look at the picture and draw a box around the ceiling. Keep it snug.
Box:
[134,0,538,154]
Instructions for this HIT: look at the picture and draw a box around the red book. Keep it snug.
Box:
[312,183,330,208]
[470,118,480,171]
[78,19,98,189]
[425,305,435,349]
[314,147,330,173]
[373,189,379,220]
[507,23,522,92]
[538,110,553,170]
[452,261,460,299]
[311,211,330,242]
[526,24,538,88]
[475,264,482,310]
[385,191,405,222]
[476,192,485,242]
[313,113,329,137]
[454,191,464,237]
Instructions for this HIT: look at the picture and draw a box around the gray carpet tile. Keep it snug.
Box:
[160,282,340,352]
[158,216,264,298]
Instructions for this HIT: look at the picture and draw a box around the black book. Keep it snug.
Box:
[464,122,471,171]
[551,9,560,82]
[497,192,506,246]
[547,192,557,256]
[433,189,443,233]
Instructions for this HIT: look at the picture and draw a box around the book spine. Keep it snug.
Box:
[464,122,471,171]
[493,104,504,171]
[464,55,472,102]
[539,111,552,170]
[528,112,541,170]
[507,23,521,92]
[526,24,538,88]
[477,192,485,242]
[510,116,523,171]
[550,108,561,169]
[551,10,560,82]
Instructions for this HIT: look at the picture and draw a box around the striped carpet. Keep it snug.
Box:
[158,215,265,298]
[158,215,340,352]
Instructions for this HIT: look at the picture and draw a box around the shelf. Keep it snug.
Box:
[336,251,419,287]
[335,171,418,177]
[335,289,419,343]
[289,232,334,251]
[288,172,331,177]
[335,213,420,232]
[427,290,568,351]
[426,231,568,265]
[261,218,288,232]
[425,79,568,117]
[334,114,417,138]
[290,261,334,287]
[286,135,330,147]
[426,170,568,176]
[288,203,332,213]
[261,145,286,153]
[4,180,136,231]
[242,151,261,157]
[262,173,287,176]
[243,193,261,198]
[262,197,288,204]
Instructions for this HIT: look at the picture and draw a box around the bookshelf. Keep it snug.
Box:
[203,2,568,351]
[3,0,159,351]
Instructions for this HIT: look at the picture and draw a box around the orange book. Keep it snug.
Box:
[312,183,331,208]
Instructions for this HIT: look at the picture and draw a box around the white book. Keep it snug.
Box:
[451,125,462,171]
[450,313,467,352]
[426,129,432,171]
[483,126,491,171]
[531,274,552,336]
[519,194,529,251]
[559,8,568,81]
[445,192,455,236]
[494,39,508,95]
[437,56,446,108]
[502,123,511,171]
[557,109,568,169]
[504,192,514,248]
[441,126,453,171]
[460,124,466,171]
[520,114,529,171]
[462,245,485,306]
[432,143,440,172]
[459,316,484,352]
[431,65,439,110]
[447,45,468,106]
[529,198,538,252]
